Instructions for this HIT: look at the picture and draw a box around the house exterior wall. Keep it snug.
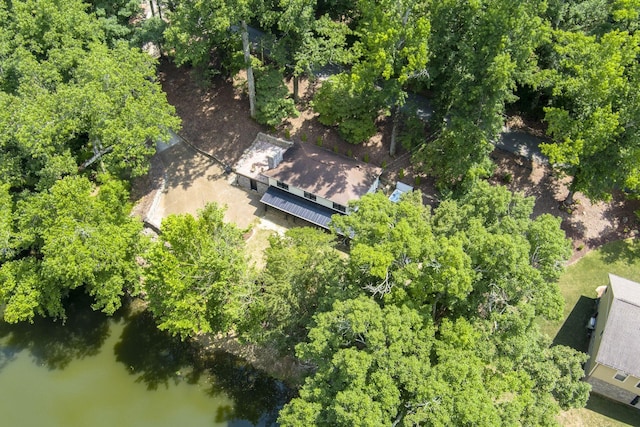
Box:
[586,287,614,375]
[236,174,269,194]
[267,177,345,213]
[587,369,640,406]
[589,364,640,396]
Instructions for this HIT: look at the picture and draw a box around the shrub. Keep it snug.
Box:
[363,153,370,163]
[398,107,427,150]
[399,168,405,179]
[312,73,384,144]
[381,160,387,169]
[415,176,421,186]
[255,67,299,127]
[301,132,308,142]
[347,149,353,158]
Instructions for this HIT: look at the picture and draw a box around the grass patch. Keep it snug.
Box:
[541,238,640,340]
[542,238,640,426]
[245,227,277,270]
[558,394,640,427]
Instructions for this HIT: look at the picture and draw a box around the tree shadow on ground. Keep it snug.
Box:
[203,350,293,426]
[585,394,640,425]
[158,59,263,167]
[552,295,597,352]
[113,310,203,390]
[0,290,113,371]
[598,236,640,265]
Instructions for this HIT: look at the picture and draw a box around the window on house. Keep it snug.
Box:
[614,371,628,382]
[332,202,346,213]
[304,191,316,201]
[636,380,640,388]
[276,181,289,190]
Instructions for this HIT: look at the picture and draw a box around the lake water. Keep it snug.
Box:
[0,295,289,427]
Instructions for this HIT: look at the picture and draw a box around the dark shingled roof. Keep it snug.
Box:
[263,143,382,207]
[595,274,640,377]
[260,186,341,229]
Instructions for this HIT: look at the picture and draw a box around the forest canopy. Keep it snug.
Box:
[160,0,640,199]
[0,1,604,425]
[0,0,180,320]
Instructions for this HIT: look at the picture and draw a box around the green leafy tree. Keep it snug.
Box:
[418,0,547,188]
[0,1,180,189]
[278,297,435,427]
[280,298,588,426]
[313,72,386,143]
[163,0,257,113]
[432,181,571,321]
[333,182,571,322]
[331,191,473,319]
[247,228,351,353]
[163,0,234,70]
[258,0,318,100]
[541,29,640,204]
[144,203,251,339]
[64,41,180,179]
[0,176,143,323]
[254,66,299,127]
[351,0,430,155]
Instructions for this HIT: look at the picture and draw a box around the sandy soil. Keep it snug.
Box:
[133,58,639,267]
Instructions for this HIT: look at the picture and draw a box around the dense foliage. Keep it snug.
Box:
[0,2,598,424]
[280,187,586,426]
[0,0,179,321]
[0,176,143,322]
[144,204,251,339]
[161,0,640,198]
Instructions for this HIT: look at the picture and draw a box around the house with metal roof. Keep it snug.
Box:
[585,274,640,408]
[233,133,382,229]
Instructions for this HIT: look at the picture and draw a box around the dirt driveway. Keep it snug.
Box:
[133,134,293,268]
[146,140,260,230]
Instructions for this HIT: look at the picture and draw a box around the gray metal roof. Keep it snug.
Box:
[596,274,640,377]
[260,186,341,229]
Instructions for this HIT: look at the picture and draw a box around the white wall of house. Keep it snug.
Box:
[237,174,269,193]
[267,177,347,213]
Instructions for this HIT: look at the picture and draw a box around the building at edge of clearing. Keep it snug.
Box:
[233,133,382,229]
[585,273,640,408]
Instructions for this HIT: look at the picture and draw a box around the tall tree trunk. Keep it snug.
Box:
[241,20,256,119]
[390,105,400,156]
[563,190,575,208]
[293,74,299,103]
[148,0,155,17]
[563,177,576,208]
[156,0,163,19]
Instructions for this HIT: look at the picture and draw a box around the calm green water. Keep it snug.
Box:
[0,296,289,427]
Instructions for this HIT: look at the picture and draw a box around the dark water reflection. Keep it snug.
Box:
[0,292,291,426]
[114,309,292,425]
[0,292,112,370]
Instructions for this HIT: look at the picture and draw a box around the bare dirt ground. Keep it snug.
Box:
[132,59,640,267]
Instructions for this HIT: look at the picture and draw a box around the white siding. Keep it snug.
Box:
[267,178,343,212]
